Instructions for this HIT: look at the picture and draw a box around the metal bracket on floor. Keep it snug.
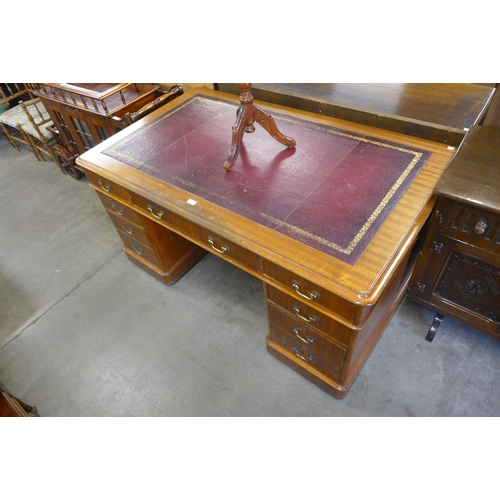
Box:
[425,313,444,342]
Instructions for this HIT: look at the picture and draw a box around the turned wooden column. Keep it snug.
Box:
[224,83,296,171]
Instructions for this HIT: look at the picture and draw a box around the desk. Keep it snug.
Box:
[76,88,455,397]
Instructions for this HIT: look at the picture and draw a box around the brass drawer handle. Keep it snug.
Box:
[208,236,230,254]
[293,305,318,324]
[111,204,125,216]
[98,180,112,192]
[293,327,315,344]
[293,346,313,362]
[292,280,320,301]
[131,244,144,256]
[122,225,135,236]
[147,204,164,220]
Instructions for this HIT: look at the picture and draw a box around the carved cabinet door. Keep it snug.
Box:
[431,237,500,322]
[410,233,500,326]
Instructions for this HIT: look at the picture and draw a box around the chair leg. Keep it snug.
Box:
[23,132,45,161]
[40,141,64,172]
[0,123,21,151]
[47,144,66,175]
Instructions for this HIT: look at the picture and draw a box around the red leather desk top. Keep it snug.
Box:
[104,95,431,264]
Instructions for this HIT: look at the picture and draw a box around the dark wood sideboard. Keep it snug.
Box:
[407,125,500,341]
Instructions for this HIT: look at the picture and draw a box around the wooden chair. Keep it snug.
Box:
[0,91,64,173]
[0,83,33,151]
[0,83,36,110]
[0,83,37,151]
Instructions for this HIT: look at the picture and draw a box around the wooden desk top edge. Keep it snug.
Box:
[218,83,496,146]
[77,88,455,304]
[435,125,500,214]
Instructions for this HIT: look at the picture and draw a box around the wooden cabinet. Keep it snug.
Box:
[35,83,182,178]
[407,125,500,341]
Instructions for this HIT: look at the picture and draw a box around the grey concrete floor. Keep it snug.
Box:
[1,132,500,417]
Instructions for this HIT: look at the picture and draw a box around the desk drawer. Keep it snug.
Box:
[86,170,131,202]
[107,211,152,247]
[266,285,352,345]
[262,259,357,324]
[269,327,342,382]
[118,231,162,268]
[130,192,258,272]
[183,223,257,271]
[97,192,144,226]
[268,303,346,365]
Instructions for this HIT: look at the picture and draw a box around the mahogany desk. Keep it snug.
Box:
[76,88,455,398]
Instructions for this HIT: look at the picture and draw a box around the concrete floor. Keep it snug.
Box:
[1,132,500,417]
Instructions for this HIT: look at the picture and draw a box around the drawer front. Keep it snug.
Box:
[118,232,162,268]
[86,170,131,202]
[269,327,342,382]
[261,259,357,323]
[107,210,152,247]
[268,303,346,365]
[130,192,171,222]
[97,191,144,226]
[130,192,258,272]
[442,199,500,247]
[184,223,257,271]
[266,285,352,345]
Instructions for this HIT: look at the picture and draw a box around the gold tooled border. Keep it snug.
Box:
[107,96,425,255]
